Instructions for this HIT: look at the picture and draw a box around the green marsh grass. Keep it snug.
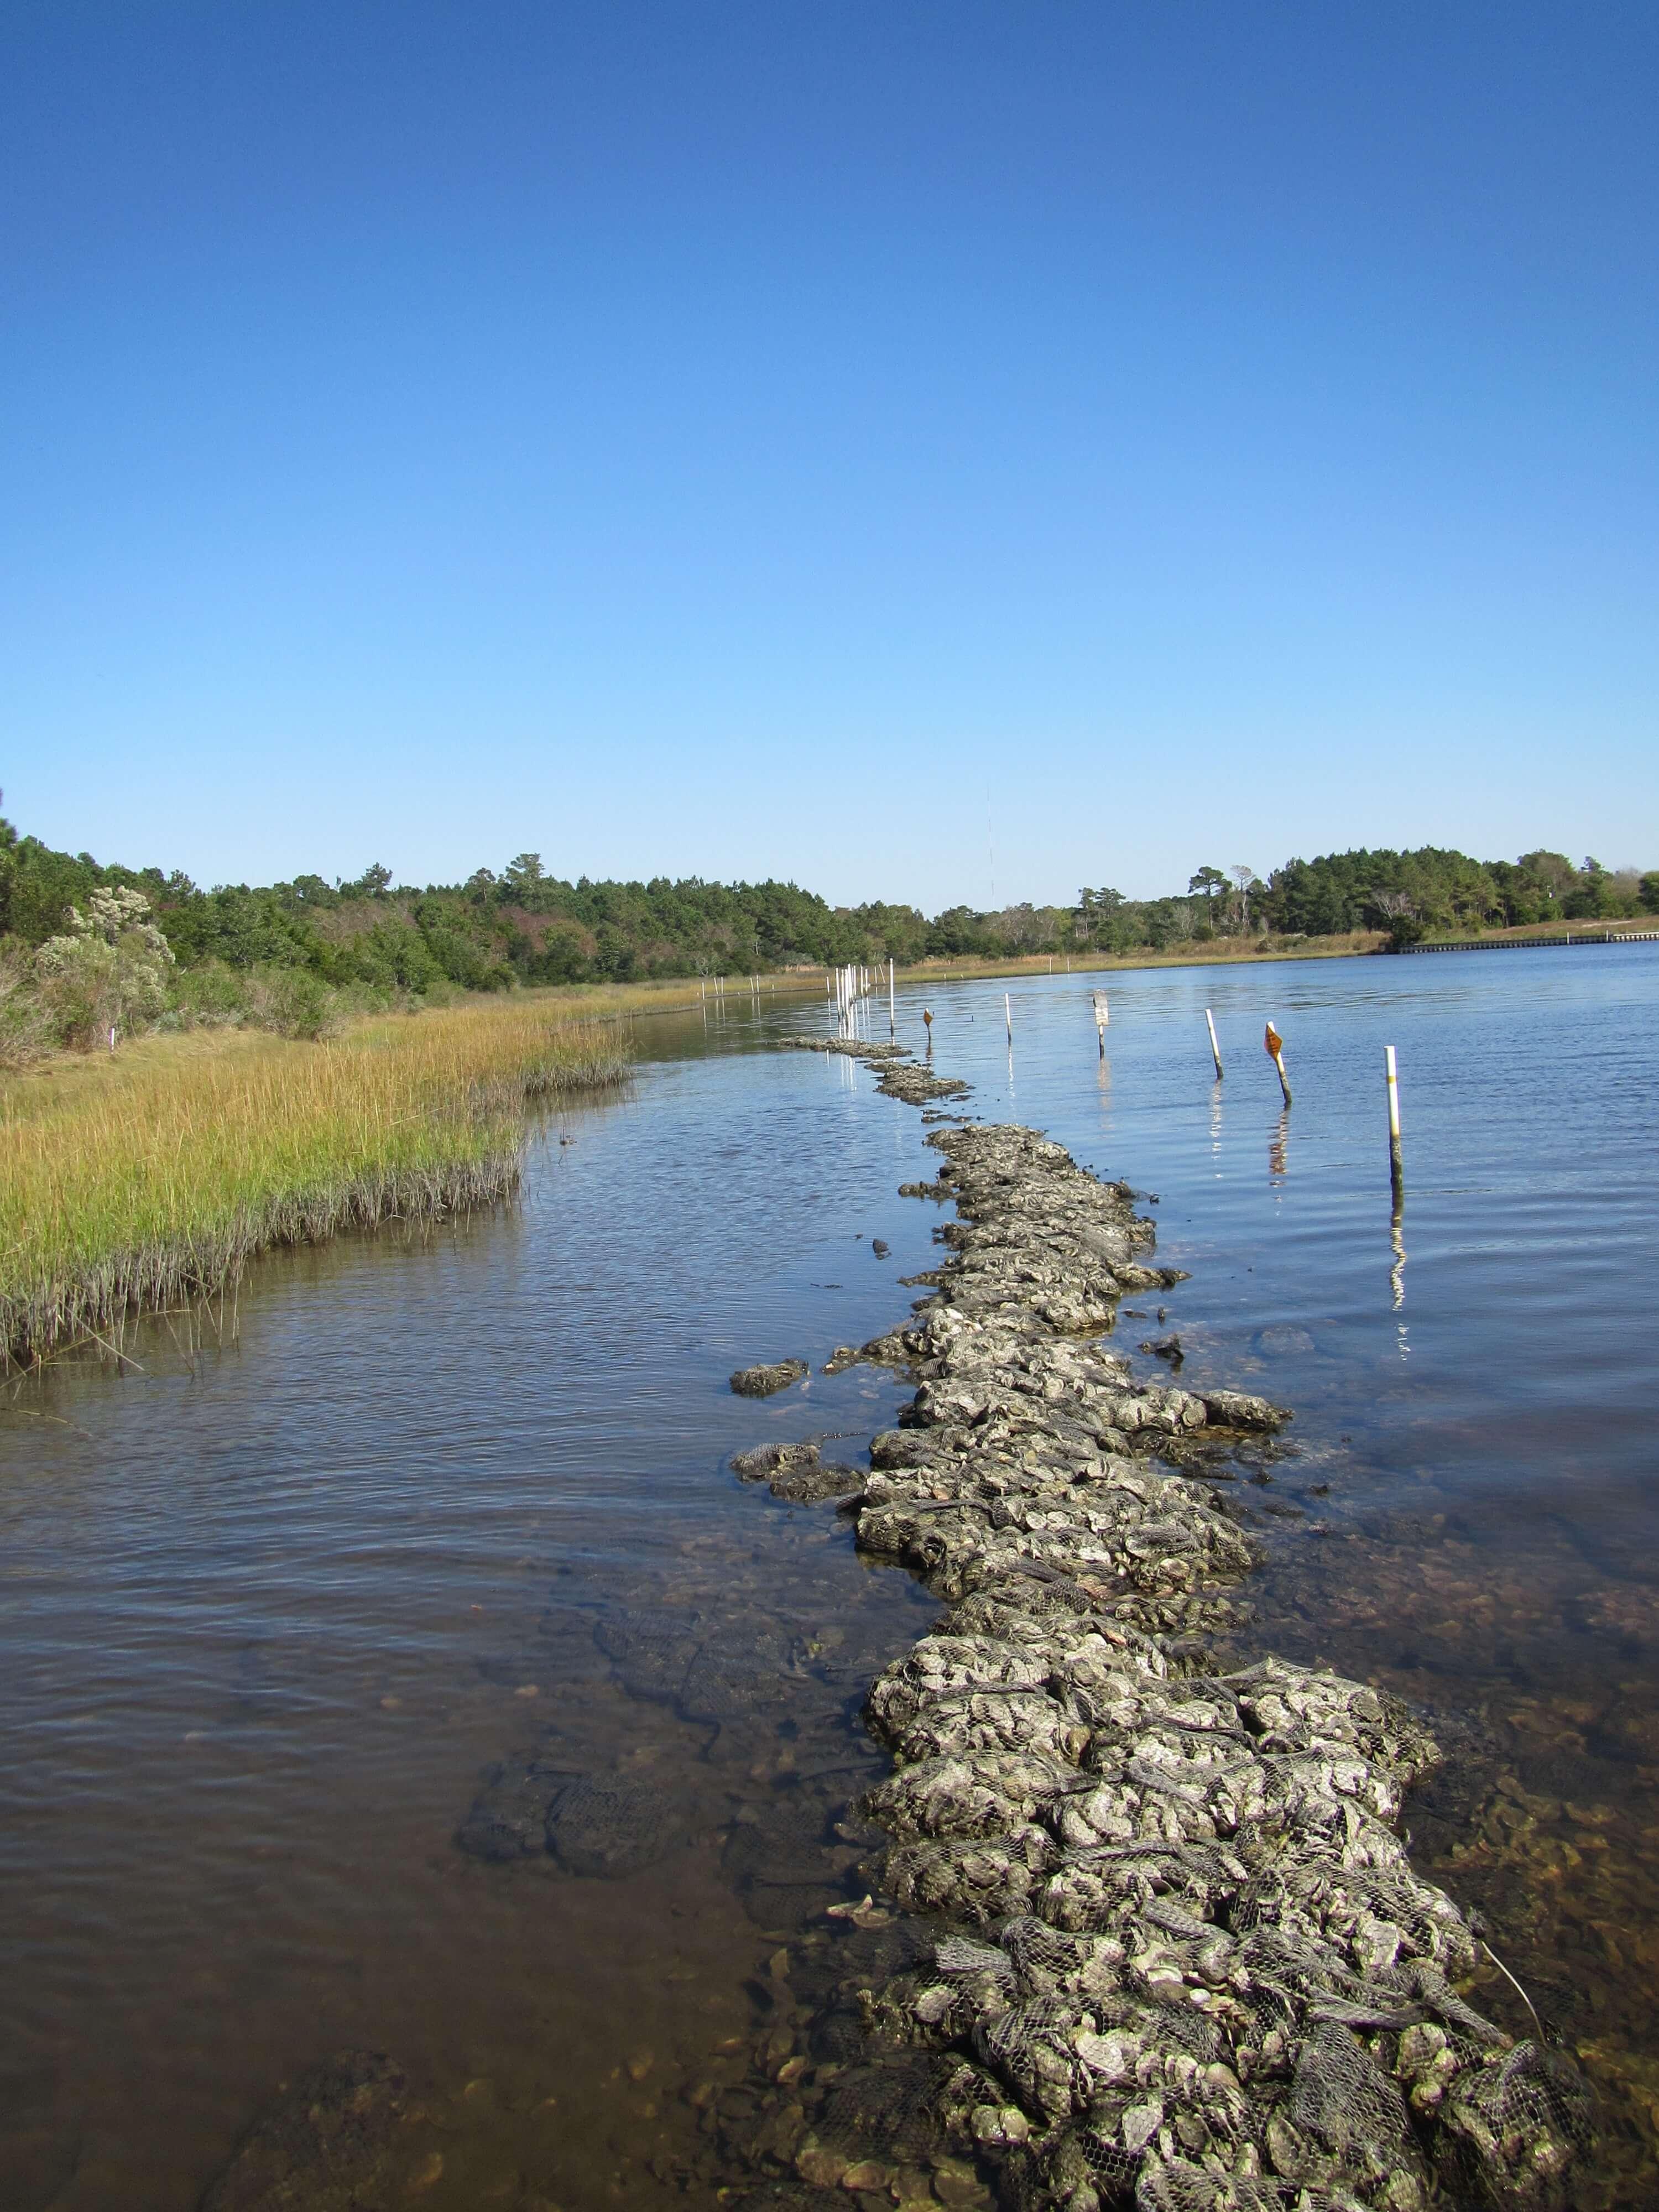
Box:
[1,1001,630,1369]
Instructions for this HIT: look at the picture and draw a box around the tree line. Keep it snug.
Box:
[3,804,1655,1055]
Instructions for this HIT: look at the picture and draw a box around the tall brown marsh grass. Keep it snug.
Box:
[1,1001,629,1369]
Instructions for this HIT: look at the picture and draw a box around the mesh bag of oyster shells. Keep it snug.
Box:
[1268,2024,1424,2194]
[1133,2165,1292,2212]
[1000,1913,1083,1984]
[814,2055,955,2164]
[1437,2041,1598,2210]
[972,2000,1079,2117]
[1073,2121,1142,2195]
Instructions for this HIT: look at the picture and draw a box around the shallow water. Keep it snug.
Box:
[2,949,1657,2207]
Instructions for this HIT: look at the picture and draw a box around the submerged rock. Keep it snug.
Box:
[730,1441,865,1504]
[546,1772,686,1878]
[593,1606,698,1703]
[768,1460,864,1504]
[456,1755,570,1861]
[200,2051,410,2212]
[731,1441,822,1480]
[731,1359,810,1398]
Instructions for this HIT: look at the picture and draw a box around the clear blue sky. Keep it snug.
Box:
[5,2,1655,907]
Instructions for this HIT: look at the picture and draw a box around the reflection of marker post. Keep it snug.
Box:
[1091,990,1109,1056]
[1205,1008,1223,1080]
[1385,1045,1404,1199]
[1004,993,1013,1045]
[1264,1020,1292,1105]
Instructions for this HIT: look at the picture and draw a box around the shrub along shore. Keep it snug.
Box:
[0,999,630,1371]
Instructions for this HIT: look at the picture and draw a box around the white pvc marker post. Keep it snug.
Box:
[1005,992,1013,1045]
[1091,990,1109,1056]
[1385,1046,1404,1199]
[1206,1008,1224,1080]
[888,958,896,1037]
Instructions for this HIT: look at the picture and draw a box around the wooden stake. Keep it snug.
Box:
[1264,1020,1291,1105]
[1205,1007,1223,1079]
[1385,1045,1404,1198]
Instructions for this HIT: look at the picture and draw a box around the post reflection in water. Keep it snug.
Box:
[1389,1192,1408,1344]
[1267,1106,1290,1190]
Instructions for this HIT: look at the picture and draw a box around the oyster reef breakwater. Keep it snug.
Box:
[713,1034,1595,2212]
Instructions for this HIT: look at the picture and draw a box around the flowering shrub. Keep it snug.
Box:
[32,887,176,1050]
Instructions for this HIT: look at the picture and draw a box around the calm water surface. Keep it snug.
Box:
[3,949,1657,2207]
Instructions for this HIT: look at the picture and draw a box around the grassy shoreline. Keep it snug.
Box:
[1,1001,629,1372]
[13,913,1649,1368]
